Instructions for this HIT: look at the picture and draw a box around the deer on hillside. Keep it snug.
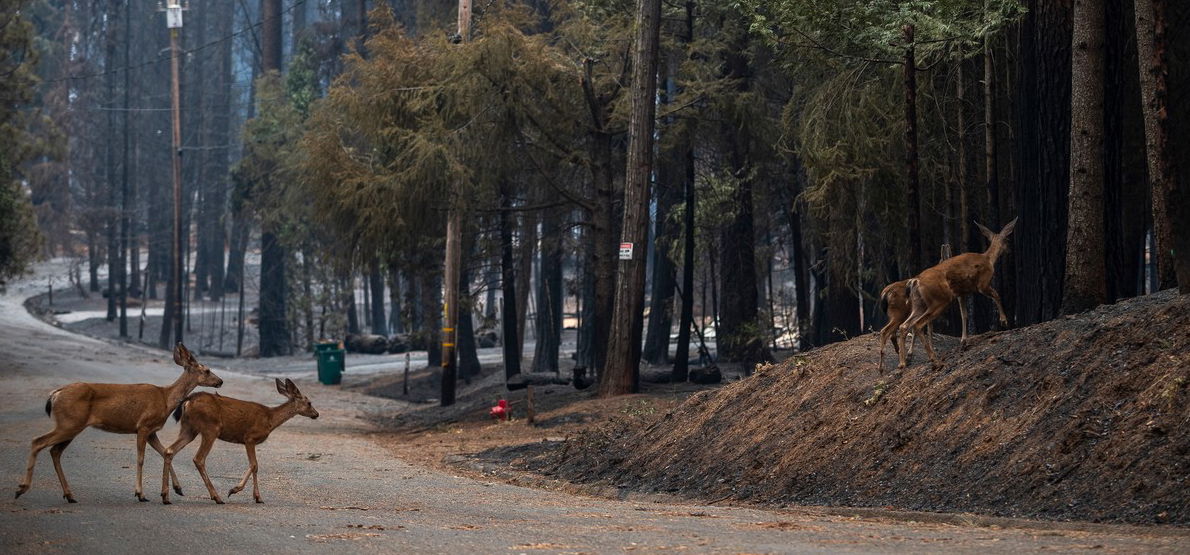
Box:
[877,279,933,373]
[896,218,1017,369]
[16,343,223,503]
[160,378,318,505]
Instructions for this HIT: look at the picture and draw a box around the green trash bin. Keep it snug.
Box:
[316,343,345,385]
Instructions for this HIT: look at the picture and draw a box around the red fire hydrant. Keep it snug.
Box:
[490,399,508,421]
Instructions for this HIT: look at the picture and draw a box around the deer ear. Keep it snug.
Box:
[173,343,191,367]
[1000,217,1018,237]
[974,221,994,242]
[275,378,288,397]
[284,378,300,397]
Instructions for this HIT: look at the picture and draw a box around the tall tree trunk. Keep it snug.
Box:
[257,0,289,356]
[499,183,521,379]
[1104,0,1147,302]
[458,260,481,380]
[516,211,536,363]
[1169,1,1190,292]
[642,150,678,365]
[1135,0,1177,290]
[601,0,662,396]
[672,137,695,381]
[104,4,118,323]
[423,270,443,367]
[369,257,387,335]
[388,264,404,334]
[715,28,766,367]
[589,130,617,380]
[1063,0,1108,314]
[531,203,563,373]
[904,25,923,273]
[345,272,361,335]
[1014,0,1072,325]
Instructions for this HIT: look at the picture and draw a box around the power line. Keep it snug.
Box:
[43,0,308,85]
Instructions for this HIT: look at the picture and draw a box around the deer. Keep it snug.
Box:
[16,343,223,503]
[877,278,933,373]
[896,217,1017,369]
[160,378,318,505]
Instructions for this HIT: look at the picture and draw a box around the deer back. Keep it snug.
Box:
[930,252,992,296]
[182,392,275,445]
[51,382,170,434]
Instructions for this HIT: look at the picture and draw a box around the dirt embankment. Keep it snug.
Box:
[490,290,1189,525]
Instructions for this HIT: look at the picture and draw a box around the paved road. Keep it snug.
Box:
[1,263,1186,554]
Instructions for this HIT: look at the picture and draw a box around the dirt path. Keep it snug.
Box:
[1,261,1185,554]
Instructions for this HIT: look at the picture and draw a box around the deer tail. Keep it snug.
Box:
[878,283,896,312]
[905,278,921,301]
[44,388,62,417]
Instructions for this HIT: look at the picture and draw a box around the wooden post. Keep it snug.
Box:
[440,0,471,406]
[525,385,535,426]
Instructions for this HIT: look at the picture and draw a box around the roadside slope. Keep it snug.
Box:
[524,291,1189,525]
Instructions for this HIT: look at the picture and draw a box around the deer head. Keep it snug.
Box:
[174,343,223,388]
[974,217,1018,262]
[275,378,318,419]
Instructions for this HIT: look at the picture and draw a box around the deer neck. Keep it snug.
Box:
[983,241,1005,268]
[268,400,300,431]
[164,371,198,413]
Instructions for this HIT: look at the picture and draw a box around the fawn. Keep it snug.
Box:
[161,378,318,504]
[16,343,223,502]
[876,279,933,373]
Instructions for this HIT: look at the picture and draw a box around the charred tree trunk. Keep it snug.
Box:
[499,183,521,379]
[1136,0,1178,290]
[257,0,289,357]
[1170,1,1190,292]
[532,204,563,374]
[642,155,678,365]
[1063,0,1108,314]
[1104,0,1147,302]
[1014,0,1072,325]
[716,28,767,367]
[904,25,923,274]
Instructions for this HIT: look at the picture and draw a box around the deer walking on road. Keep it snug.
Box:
[161,378,318,505]
[897,218,1017,369]
[16,343,223,502]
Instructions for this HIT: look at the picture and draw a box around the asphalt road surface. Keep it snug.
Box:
[1,263,1186,554]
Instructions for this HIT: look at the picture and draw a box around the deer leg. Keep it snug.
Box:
[49,439,75,503]
[160,428,196,505]
[982,286,1009,327]
[957,298,969,347]
[192,433,223,504]
[878,321,895,373]
[132,431,151,501]
[897,308,927,369]
[229,444,262,503]
[228,443,255,497]
[17,428,79,501]
[148,433,184,496]
[917,303,950,369]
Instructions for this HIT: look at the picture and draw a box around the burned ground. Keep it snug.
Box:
[477,290,1189,525]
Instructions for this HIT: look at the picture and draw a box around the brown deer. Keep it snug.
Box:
[160,378,318,505]
[896,218,1017,369]
[877,279,934,372]
[16,343,223,503]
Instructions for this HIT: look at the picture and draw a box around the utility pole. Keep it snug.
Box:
[160,1,186,348]
[440,0,471,407]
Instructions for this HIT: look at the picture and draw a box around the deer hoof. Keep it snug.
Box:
[213,497,224,504]
[15,485,28,499]
[174,485,184,496]
[254,497,262,504]
[161,495,171,505]
[228,488,239,497]
[65,495,77,504]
